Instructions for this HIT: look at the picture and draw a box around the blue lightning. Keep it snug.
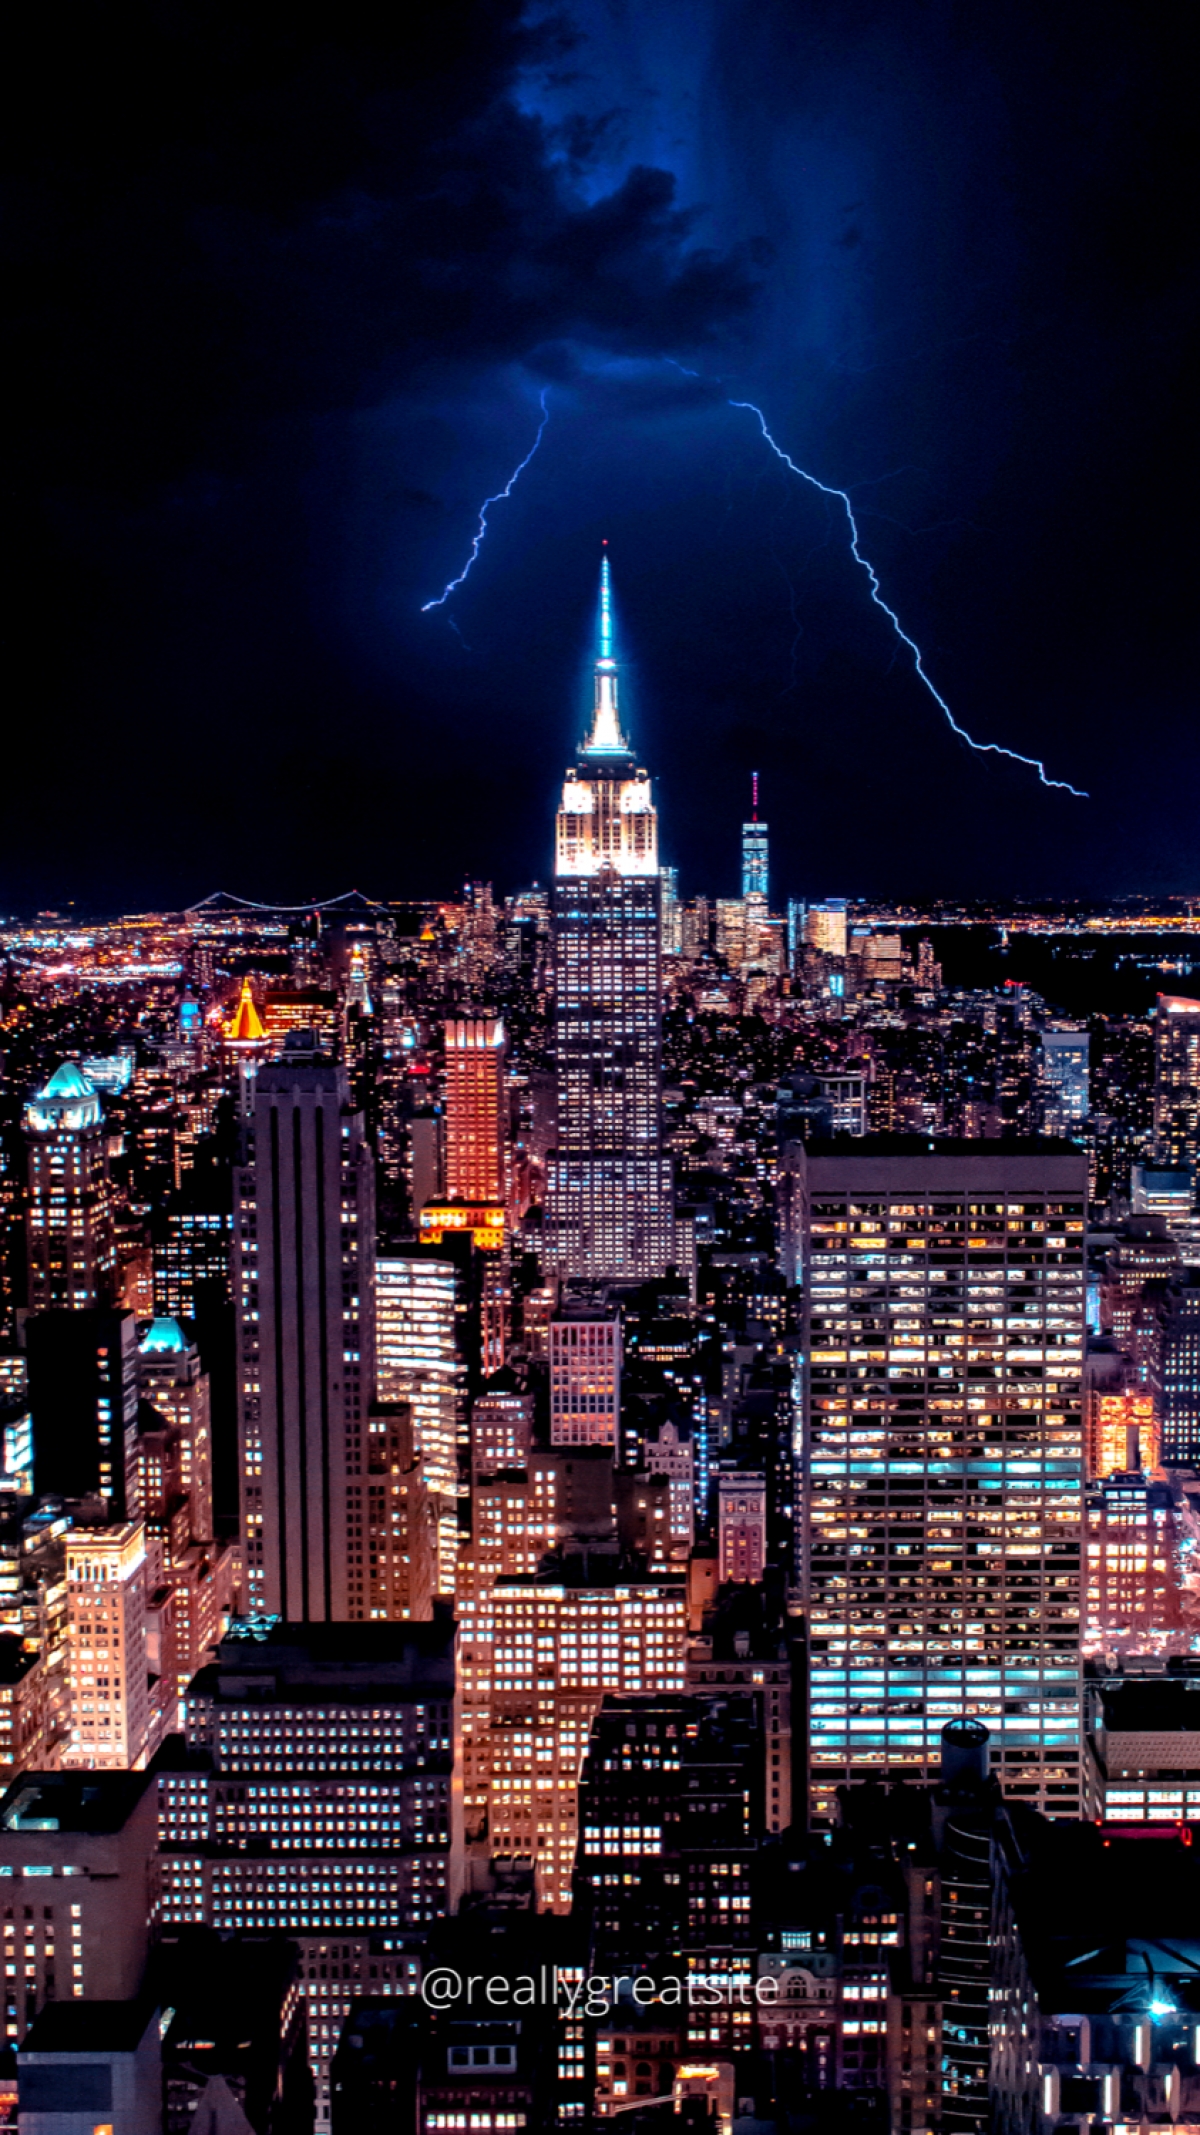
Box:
[421,389,551,613]
[727,399,1087,795]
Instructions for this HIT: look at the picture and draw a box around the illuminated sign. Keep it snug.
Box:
[420,1203,505,1250]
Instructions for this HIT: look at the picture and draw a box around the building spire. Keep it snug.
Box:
[584,547,627,755]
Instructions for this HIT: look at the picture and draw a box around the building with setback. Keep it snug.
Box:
[234,1035,376,1621]
[23,1063,115,1313]
[800,1139,1087,1823]
[549,556,673,1280]
[155,1614,460,2125]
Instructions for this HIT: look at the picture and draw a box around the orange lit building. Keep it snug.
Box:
[444,1018,506,1204]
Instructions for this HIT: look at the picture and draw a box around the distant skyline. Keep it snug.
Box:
[6,1,1197,911]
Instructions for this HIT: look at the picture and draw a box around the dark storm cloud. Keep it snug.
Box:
[6,1,759,503]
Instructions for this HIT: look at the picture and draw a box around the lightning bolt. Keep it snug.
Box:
[728,400,1087,796]
[421,388,551,612]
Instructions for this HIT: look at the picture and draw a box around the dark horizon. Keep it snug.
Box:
[5,1,1197,913]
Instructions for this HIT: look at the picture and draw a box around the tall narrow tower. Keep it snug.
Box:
[549,555,673,1279]
[235,1037,376,1620]
[741,772,769,901]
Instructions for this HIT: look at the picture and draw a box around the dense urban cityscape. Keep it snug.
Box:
[0,559,1196,2129]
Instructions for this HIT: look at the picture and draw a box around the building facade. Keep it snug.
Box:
[234,1040,376,1622]
[801,1141,1087,1823]
[23,1064,115,1314]
[549,557,673,1281]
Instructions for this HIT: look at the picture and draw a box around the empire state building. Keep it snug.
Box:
[549,555,674,1278]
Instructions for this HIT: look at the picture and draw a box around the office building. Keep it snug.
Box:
[1082,1672,1200,1823]
[549,556,673,1280]
[376,1255,465,1596]
[138,1317,213,1541]
[469,1391,533,1480]
[801,1140,1086,1823]
[1082,1340,1158,1478]
[549,1303,621,1448]
[1154,992,1200,1171]
[1131,1162,1200,1261]
[1083,1472,1182,1654]
[234,1039,376,1621]
[0,1637,46,1784]
[488,1571,686,1910]
[0,1770,156,2045]
[155,1615,459,2125]
[575,1692,763,1979]
[741,777,769,900]
[806,901,848,959]
[443,1018,506,1204]
[17,1999,161,2129]
[1159,1269,1200,1465]
[1038,1026,1090,1139]
[63,1522,150,1770]
[363,1403,435,1622]
[23,1063,115,1313]
[153,1205,235,1323]
[717,1471,767,1584]
[645,1421,695,1554]
[25,1307,140,1518]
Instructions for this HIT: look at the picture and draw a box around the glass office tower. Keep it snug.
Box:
[800,1140,1086,1824]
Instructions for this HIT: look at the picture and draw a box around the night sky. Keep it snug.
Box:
[7,1,1197,914]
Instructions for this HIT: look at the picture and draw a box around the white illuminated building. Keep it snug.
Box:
[549,556,673,1279]
[376,1255,465,1595]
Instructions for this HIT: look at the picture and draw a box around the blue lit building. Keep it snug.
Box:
[741,775,769,900]
[1038,1025,1090,1140]
[23,1062,115,1313]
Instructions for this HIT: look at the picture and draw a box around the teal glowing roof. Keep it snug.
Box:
[139,1317,187,1355]
[24,1060,103,1134]
[43,1062,96,1100]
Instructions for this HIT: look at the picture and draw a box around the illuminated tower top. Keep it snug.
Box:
[584,551,627,756]
[556,553,657,878]
[741,771,769,900]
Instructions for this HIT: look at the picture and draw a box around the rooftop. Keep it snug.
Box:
[0,1770,154,1836]
[20,1997,156,2055]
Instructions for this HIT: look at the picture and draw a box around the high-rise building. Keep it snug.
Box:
[25,1307,140,1518]
[488,1572,686,1910]
[1038,1026,1090,1139]
[138,1318,213,1541]
[549,556,673,1281]
[0,1770,157,2045]
[806,901,848,959]
[741,774,769,900]
[155,1614,460,2124]
[376,1255,465,1597]
[23,1063,115,1313]
[1154,993,1200,1170]
[801,1140,1086,1823]
[234,1039,376,1621]
[63,1521,150,1770]
[443,1018,506,1204]
[1159,1270,1200,1464]
[549,1301,621,1448]
[717,1470,767,1584]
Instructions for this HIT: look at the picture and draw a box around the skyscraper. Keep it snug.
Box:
[443,1017,506,1204]
[23,1063,115,1313]
[801,1140,1086,1823]
[26,1307,140,1517]
[1038,1025,1090,1139]
[376,1253,465,1596]
[741,772,769,899]
[234,1038,376,1621]
[549,556,673,1279]
[1154,993,1200,1170]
